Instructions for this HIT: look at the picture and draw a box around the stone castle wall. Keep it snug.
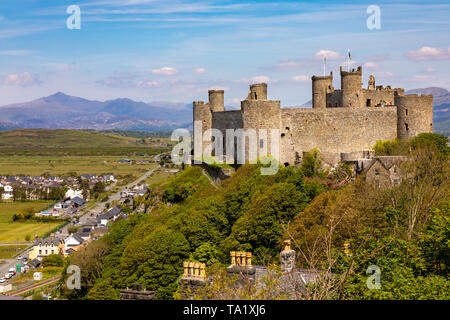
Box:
[280,107,398,165]
[193,66,434,166]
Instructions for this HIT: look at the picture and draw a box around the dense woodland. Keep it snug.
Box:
[59,133,449,300]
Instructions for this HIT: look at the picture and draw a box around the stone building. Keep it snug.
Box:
[178,244,321,299]
[357,156,407,187]
[193,66,433,166]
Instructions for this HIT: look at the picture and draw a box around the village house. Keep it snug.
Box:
[28,237,65,261]
[356,156,407,187]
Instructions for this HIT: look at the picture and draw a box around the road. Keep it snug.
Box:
[65,164,161,229]
[0,164,161,285]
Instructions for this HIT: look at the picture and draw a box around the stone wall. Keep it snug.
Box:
[280,107,398,165]
[192,65,434,167]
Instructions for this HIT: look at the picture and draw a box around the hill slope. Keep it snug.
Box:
[0,129,170,155]
[0,92,192,131]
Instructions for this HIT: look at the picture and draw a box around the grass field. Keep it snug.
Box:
[0,244,28,259]
[0,201,61,244]
[144,168,175,187]
[0,155,158,176]
[0,129,172,156]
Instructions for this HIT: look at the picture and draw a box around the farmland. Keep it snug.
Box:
[0,201,62,244]
[0,129,173,156]
[0,155,158,177]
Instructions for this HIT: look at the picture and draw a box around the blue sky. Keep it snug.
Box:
[0,0,449,107]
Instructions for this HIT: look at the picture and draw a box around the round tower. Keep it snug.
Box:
[340,66,362,108]
[248,83,267,100]
[395,94,433,139]
[193,100,212,159]
[208,90,225,112]
[312,72,333,109]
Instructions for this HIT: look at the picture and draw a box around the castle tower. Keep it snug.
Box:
[312,72,333,109]
[208,89,225,112]
[368,75,375,90]
[241,83,280,163]
[340,66,362,108]
[247,83,267,100]
[395,94,433,139]
[193,100,212,160]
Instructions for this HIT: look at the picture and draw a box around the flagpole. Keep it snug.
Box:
[347,49,351,72]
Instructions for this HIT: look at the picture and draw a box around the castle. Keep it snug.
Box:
[193,66,434,166]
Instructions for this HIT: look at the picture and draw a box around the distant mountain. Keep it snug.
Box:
[0,92,192,131]
[0,89,448,135]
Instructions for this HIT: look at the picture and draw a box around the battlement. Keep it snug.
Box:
[193,100,205,106]
[208,89,225,111]
[247,83,268,100]
[340,65,362,76]
[395,93,433,101]
[192,67,433,167]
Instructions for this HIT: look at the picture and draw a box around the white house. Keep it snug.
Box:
[64,234,84,254]
[102,174,117,183]
[65,187,83,199]
[0,183,14,200]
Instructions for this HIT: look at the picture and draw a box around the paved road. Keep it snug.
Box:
[0,164,161,286]
[65,164,161,229]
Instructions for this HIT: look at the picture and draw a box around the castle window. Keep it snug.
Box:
[260,139,264,148]
[366,99,371,107]
[405,123,409,131]
[374,169,380,176]
[281,133,285,138]
[405,109,408,116]
[284,162,289,167]
[285,127,290,131]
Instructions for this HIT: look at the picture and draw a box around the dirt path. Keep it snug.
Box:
[202,169,219,189]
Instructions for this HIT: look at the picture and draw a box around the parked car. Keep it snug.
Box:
[0,278,6,283]
[4,273,11,279]
[17,256,22,260]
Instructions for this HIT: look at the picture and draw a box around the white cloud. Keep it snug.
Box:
[2,72,41,87]
[292,75,309,82]
[236,75,271,84]
[192,67,206,74]
[152,66,178,75]
[227,98,241,105]
[208,86,229,91]
[339,60,359,69]
[404,46,450,61]
[315,50,341,60]
[137,80,159,88]
[423,67,436,72]
[412,75,437,81]
[363,62,377,69]
[373,71,394,77]
[0,50,36,56]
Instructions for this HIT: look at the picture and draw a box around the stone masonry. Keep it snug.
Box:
[193,66,434,166]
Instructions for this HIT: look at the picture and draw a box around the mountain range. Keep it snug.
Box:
[0,88,448,134]
[0,92,193,131]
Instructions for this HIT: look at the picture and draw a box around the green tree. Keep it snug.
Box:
[42,254,64,267]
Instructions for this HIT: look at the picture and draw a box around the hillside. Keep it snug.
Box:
[0,92,192,131]
[0,129,171,155]
[59,134,449,300]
